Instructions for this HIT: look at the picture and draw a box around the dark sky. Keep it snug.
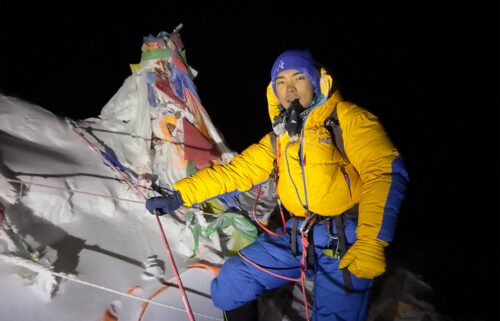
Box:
[1,2,498,320]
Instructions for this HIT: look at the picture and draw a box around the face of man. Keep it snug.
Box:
[274,69,315,109]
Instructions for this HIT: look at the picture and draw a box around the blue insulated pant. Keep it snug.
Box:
[211,218,373,321]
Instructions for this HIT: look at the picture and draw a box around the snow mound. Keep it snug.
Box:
[0,28,276,321]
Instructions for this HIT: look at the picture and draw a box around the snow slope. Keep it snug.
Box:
[0,28,278,321]
[0,93,225,321]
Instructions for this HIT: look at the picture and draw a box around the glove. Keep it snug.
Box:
[338,238,388,279]
[145,190,184,216]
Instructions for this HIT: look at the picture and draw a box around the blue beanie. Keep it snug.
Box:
[271,50,321,97]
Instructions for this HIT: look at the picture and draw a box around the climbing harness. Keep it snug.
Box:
[240,104,358,319]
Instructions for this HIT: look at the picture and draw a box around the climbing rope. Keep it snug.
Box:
[6,178,144,204]
[54,271,221,320]
[237,231,311,321]
[70,121,196,321]
[244,136,312,321]
[251,185,286,237]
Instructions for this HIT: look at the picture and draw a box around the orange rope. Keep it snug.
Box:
[138,285,170,321]
[137,264,220,321]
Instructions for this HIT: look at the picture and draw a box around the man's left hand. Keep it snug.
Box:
[338,238,388,279]
[145,190,183,216]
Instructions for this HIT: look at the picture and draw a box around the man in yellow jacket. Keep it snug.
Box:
[146,50,408,321]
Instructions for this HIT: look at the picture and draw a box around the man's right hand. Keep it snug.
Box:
[145,190,184,216]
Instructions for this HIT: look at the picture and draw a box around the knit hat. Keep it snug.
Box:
[270,50,320,96]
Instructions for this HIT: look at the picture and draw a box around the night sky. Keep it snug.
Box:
[1,2,498,320]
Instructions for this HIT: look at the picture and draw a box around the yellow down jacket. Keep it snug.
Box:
[174,70,408,242]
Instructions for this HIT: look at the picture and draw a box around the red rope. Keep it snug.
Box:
[299,234,310,320]
[244,135,311,320]
[237,231,311,321]
[72,125,196,321]
[238,251,301,282]
[251,185,286,237]
[153,211,195,321]
[250,135,287,236]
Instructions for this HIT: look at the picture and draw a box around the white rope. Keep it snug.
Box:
[6,178,144,204]
[0,252,222,321]
[2,179,222,319]
[50,271,223,321]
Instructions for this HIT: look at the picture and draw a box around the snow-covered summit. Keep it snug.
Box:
[0,29,274,321]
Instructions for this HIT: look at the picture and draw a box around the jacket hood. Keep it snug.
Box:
[266,68,343,125]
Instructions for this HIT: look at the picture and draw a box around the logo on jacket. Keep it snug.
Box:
[318,137,332,144]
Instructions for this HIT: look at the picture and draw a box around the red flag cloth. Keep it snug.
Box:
[183,118,220,169]
[171,54,189,75]
[155,71,186,107]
